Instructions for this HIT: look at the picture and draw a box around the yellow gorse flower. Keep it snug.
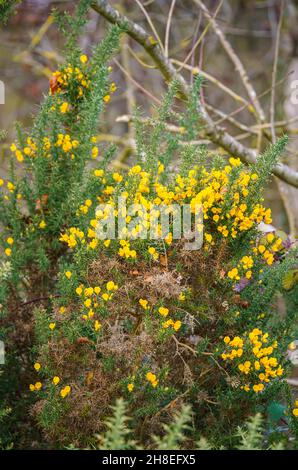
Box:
[158,307,169,317]
[293,401,298,417]
[29,381,42,392]
[53,376,60,385]
[60,385,71,398]
[221,329,283,393]
[59,160,276,272]
[146,372,158,388]
[139,299,149,310]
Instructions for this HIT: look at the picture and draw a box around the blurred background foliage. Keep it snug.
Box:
[1,0,298,234]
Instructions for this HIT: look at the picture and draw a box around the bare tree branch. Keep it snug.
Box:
[270,1,284,144]
[91,0,298,189]
[176,0,224,72]
[164,0,177,58]
[193,0,265,124]
[171,59,250,108]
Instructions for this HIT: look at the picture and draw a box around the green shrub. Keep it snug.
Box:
[94,399,286,450]
[1,0,298,450]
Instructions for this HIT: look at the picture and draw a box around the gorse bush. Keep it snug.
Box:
[1,0,298,449]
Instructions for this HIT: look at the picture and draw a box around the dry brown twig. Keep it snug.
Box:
[171,59,250,108]
[176,0,224,73]
[164,0,177,59]
[270,0,284,145]
[192,0,266,124]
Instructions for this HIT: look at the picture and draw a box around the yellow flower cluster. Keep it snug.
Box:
[4,236,14,257]
[138,300,182,331]
[79,198,93,215]
[10,137,37,162]
[43,137,51,151]
[118,240,137,259]
[30,363,70,398]
[158,306,182,331]
[92,146,99,159]
[146,371,159,388]
[0,179,22,204]
[30,381,70,398]
[163,319,182,331]
[75,280,118,329]
[158,307,169,317]
[6,181,15,193]
[179,292,186,301]
[222,329,283,393]
[253,233,283,266]
[292,400,298,417]
[60,102,69,114]
[228,232,284,283]
[59,227,85,249]
[139,298,150,310]
[148,246,159,260]
[103,82,117,104]
[228,254,254,281]
[60,385,71,398]
[29,382,42,391]
[50,57,116,105]
[59,160,276,266]
[55,133,79,157]
[50,60,90,98]
[127,370,159,393]
[9,131,81,163]
[10,143,24,162]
